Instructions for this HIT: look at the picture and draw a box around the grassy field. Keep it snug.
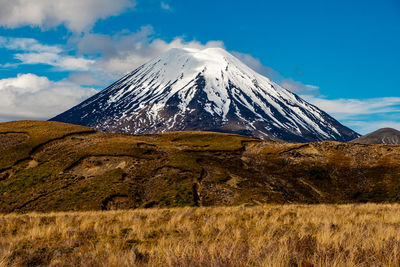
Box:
[1,204,400,266]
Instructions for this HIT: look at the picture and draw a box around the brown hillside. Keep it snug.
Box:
[350,128,400,144]
[1,120,400,213]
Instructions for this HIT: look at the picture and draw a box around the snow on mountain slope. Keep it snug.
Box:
[51,47,359,142]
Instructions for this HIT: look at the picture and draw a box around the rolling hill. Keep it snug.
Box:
[0,120,399,213]
[350,128,400,144]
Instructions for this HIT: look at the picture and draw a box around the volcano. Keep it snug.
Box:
[51,47,359,142]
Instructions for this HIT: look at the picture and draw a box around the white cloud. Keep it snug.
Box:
[231,51,319,95]
[302,95,400,134]
[344,121,400,134]
[161,2,173,11]
[0,0,135,32]
[0,36,95,71]
[0,74,97,121]
[280,78,320,95]
[303,96,400,120]
[99,37,225,74]
[0,36,61,53]
[14,52,95,71]
[68,72,103,86]
[76,26,225,76]
[231,51,282,81]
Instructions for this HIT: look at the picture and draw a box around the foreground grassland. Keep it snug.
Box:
[1,204,400,266]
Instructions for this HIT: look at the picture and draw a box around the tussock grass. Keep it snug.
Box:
[1,204,400,266]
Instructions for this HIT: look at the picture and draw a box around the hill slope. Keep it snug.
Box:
[51,48,359,142]
[350,128,400,144]
[0,121,399,213]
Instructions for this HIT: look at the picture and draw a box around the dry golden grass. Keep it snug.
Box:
[1,204,400,266]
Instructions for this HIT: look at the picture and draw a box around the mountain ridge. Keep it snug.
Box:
[351,128,400,144]
[51,47,359,142]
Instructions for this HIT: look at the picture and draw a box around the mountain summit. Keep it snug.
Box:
[350,128,400,144]
[51,47,359,142]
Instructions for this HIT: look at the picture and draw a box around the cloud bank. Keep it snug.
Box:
[232,51,320,95]
[303,96,400,120]
[0,74,97,121]
[0,37,96,71]
[0,36,61,53]
[0,0,135,32]
[76,26,225,76]
[303,96,400,134]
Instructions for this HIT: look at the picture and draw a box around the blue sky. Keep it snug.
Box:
[0,0,399,134]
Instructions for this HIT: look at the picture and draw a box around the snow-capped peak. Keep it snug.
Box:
[51,47,359,142]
